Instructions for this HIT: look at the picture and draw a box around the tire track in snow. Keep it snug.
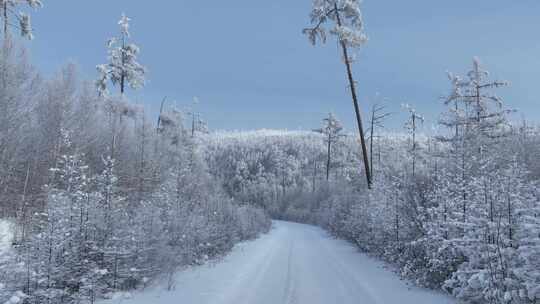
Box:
[214,226,282,304]
[282,239,297,304]
[314,232,384,304]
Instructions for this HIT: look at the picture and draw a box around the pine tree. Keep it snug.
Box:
[303,0,372,188]
[516,179,540,302]
[442,57,511,153]
[96,13,146,97]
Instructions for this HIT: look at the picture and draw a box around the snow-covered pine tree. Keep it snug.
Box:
[435,59,522,303]
[444,157,535,304]
[95,13,146,176]
[417,167,465,289]
[94,155,130,292]
[438,58,512,227]
[516,177,540,302]
[96,13,146,97]
[50,130,98,302]
[303,0,372,188]
[443,57,511,154]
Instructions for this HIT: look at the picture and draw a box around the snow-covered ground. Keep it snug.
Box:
[102,221,455,304]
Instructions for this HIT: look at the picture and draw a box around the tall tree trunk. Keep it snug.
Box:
[312,162,317,193]
[334,5,372,189]
[2,1,7,39]
[192,112,196,138]
[19,162,31,242]
[138,111,146,202]
[2,1,8,89]
[110,112,117,160]
[326,133,331,181]
[412,115,416,178]
[370,108,375,177]
[120,35,126,96]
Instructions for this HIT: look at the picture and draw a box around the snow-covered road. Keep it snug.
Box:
[104,221,455,304]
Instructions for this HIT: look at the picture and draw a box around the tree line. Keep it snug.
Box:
[204,58,540,303]
[0,7,270,304]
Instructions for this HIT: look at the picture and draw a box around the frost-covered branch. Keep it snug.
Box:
[303,0,367,48]
[0,0,42,39]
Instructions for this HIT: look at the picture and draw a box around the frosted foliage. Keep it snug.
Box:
[119,13,130,37]
[2,0,43,8]
[314,113,344,151]
[304,0,367,48]
[0,0,43,39]
[0,3,539,303]
[402,103,425,125]
[203,74,539,304]
[18,13,32,40]
[439,57,512,147]
[447,58,508,123]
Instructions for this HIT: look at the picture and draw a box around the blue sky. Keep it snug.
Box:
[26,1,540,131]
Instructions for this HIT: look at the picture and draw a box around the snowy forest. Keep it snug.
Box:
[0,1,539,304]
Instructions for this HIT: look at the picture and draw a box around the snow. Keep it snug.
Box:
[101,221,455,304]
[118,13,131,37]
[3,291,25,304]
[0,220,13,255]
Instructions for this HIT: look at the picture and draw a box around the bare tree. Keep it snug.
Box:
[314,113,344,181]
[403,104,424,178]
[367,103,391,178]
[188,97,209,138]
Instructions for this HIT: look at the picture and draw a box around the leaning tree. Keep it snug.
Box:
[303,0,372,188]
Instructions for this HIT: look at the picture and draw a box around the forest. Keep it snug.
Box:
[0,1,539,304]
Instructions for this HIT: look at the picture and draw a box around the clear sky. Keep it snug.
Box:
[26,1,540,132]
